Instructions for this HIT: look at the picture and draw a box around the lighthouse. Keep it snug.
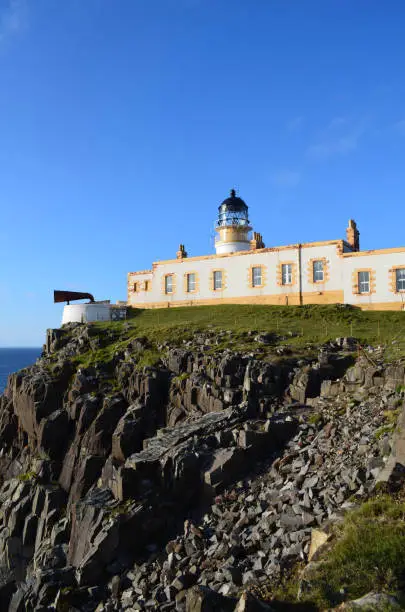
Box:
[215,190,253,254]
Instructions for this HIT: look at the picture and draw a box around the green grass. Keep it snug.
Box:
[129,303,405,348]
[107,499,134,518]
[110,304,405,355]
[374,424,397,440]
[374,408,401,439]
[307,412,323,426]
[71,340,130,369]
[18,470,37,482]
[52,304,405,402]
[134,348,161,370]
[58,304,405,371]
[71,341,161,371]
[383,408,401,425]
[271,496,405,609]
[172,372,191,383]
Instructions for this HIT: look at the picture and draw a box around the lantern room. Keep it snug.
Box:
[215,189,253,254]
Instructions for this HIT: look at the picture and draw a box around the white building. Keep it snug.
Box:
[128,191,405,311]
[62,302,127,324]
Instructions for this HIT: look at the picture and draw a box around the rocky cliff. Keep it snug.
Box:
[0,322,404,611]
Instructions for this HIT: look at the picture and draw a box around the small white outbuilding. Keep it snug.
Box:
[61,302,127,325]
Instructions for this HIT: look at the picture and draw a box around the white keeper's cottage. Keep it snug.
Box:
[127,190,405,311]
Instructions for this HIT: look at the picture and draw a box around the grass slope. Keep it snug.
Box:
[68,304,405,369]
[271,496,405,610]
[129,303,403,338]
[109,304,404,354]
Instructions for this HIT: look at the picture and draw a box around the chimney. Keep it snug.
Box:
[250,232,265,250]
[346,219,360,251]
[176,244,187,259]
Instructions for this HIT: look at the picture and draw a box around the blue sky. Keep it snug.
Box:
[1,0,405,346]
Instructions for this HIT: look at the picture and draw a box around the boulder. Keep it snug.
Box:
[234,592,274,611]
[168,350,191,375]
[308,528,330,561]
[12,373,66,444]
[343,592,401,609]
[38,409,70,459]
[185,585,236,611]
[0,568,16,609]
[112,402,155,462]
[204,448,245,491]
[81,395,128,457]
[68,455,105,504]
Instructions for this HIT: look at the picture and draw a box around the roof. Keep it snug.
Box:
[218,189,248,212]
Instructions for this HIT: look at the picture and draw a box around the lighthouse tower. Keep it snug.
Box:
[215,190,252,254]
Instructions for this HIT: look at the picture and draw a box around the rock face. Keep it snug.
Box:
[0,324,403,610]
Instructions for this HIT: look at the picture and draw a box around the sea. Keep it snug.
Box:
[0,348,42,395]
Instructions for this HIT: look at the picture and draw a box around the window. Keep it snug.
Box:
[165,275,173,294]
[358,271,370,294]
[352,269,375,296]
[144,280,149,291]
[133,282,138,292]
[313,260,324,282]
[186,273,196,292]
[252,266,262,287]
[396,269,405,292]
[281,264,292,285]
[213,270,223,290]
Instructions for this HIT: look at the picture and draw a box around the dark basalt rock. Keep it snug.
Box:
[186,585,237,611]
[38,408,70,460]
[0,324,403,610]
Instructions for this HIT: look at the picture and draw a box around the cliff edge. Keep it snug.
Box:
[0,313,404,611]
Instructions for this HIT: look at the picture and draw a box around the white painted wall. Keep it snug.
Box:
[128,272,154,306]
[128,236,405,310]
[62,303,112,324]
[128,242,347,306]
[301,244,343,294]
[215,241,251,254]
[342,252,405,308]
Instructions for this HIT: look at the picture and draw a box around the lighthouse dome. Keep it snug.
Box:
[218,189,248,212]
[217,189,250,228]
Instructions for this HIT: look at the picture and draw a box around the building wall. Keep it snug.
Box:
[127,271,154,306]
[128,242,405,310]
[62,303,112,324]
[128,241,348,308]
[342,250,405,310]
